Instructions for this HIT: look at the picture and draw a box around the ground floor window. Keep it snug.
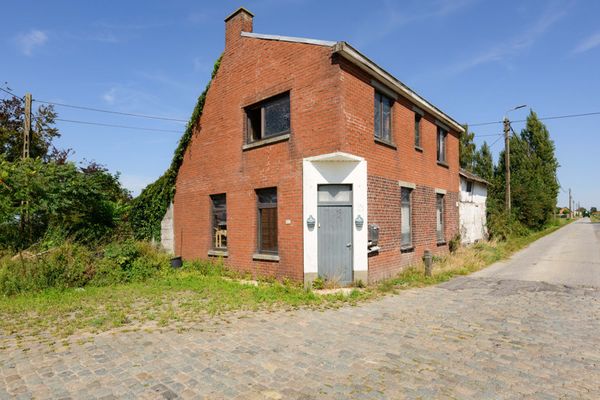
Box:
[210,194,227,249]
[256,188,278,254]
[401,187,412,248]
[436,193,445,243]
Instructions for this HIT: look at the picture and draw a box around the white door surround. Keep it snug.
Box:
[302,152,368,285]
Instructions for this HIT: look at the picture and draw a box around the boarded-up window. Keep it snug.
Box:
[436,194,445,243]
[374,91,392,142]
[210,194,227,249]
[401,188,412,248]
[257,188,278,254]
[246,93,290,142]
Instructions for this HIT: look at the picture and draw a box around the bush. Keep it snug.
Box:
[0,241,170,296]
[487,211,529,241]
[0,243,95,295]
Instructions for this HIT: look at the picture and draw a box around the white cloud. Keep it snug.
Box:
[15,30,48,56]
[102,87,117,104]
[445,3,568,75]
[351,0,476,48]
[573,32,600,54]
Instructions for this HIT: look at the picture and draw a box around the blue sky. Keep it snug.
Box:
[1,0,598,208]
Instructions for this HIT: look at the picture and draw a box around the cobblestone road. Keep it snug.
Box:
[2,275,599,399]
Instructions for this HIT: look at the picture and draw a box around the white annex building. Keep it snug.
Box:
[458,169,489,244]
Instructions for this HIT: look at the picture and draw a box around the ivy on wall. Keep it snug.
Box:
[130,55,222,240]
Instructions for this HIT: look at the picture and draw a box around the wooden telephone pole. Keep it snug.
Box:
[504,117,511,212]
[22,93,32,159]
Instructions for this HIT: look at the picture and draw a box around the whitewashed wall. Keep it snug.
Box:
[459,178,487,244]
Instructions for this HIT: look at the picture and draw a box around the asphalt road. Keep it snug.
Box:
[474,217,600,287]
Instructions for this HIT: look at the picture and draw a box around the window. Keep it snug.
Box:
[374,91,392,142]
[256,188,278,254]
[436,194,445,243]
[436,127,447,163]
[246,93,290,143]
[414,113,422,148]
[466,181,473,193]
[401,188,412,248]
[210,194,227,250]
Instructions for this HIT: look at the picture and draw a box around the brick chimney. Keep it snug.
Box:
[225,7,254,49]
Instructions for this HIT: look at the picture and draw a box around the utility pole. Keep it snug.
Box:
[22,92,32,159]
[569,188,572,219]
[504,117,511,212]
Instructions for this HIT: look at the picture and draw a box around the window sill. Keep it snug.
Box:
[208,249,228,257]
[243,133,290,151]
[252,253,280,262]
[414,146,423,152]
[401,246,414,253]
[437,161,449,168]
[374,137,397,149]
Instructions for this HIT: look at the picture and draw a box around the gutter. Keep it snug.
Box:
[333,41,465,134]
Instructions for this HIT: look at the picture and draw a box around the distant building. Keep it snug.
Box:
[458,169,488,244]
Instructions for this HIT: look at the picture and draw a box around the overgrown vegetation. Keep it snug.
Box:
[129,55,222,241]
[0,218,569,340]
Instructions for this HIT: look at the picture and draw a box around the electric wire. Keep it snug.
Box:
[469,111,600,127]
[32,116,183,134]
[33,99,188,123]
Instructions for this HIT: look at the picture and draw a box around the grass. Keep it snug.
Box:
[591,214,600,223]
[0,218,572,342]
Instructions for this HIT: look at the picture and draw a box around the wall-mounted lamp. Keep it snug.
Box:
[355,215,364,229]
[306,215,316,229]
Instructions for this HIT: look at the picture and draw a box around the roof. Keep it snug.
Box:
[459,169,490,185]
[240,32,464,133]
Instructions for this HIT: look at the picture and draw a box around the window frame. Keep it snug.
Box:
[400,187,413,249]
[374,91,393,144]
[436,126,448,164]
[245,92,291,144]
[466,180,473,193]
[436,193,445,243]
[256,187,278,255]
[210,194,227,250]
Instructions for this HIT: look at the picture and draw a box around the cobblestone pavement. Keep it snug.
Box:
[1,275,599,399]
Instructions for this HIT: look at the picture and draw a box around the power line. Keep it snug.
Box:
[32,116,183,134]
[33,99,188,123]
[488,134,504,149]
[0,87,23,100]
[469,111,600,127]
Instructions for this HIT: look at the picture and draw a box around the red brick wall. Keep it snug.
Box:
[173,12,343,280]
[174,11,461,283]
[337,58,460,281]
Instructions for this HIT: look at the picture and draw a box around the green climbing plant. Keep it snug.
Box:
[130,55,222,240]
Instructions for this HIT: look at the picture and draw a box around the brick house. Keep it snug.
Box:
[171,8,464,285]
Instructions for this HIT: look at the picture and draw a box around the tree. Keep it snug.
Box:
[0,157,130,250]
[0,95,60,161]
[591,207,598,214]
[459,124,476,170]
[472,141,493,182]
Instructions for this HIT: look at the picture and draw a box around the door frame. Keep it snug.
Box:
[302,152,368,286]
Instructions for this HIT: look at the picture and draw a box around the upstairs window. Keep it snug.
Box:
[414,113,422,148]
[374,91,392,142]
[436,126,447,163]
[246,93,290,143]
[256,188,278,254]
[210,194,227,250]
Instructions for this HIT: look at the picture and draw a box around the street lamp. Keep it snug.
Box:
[503,104,527,212]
